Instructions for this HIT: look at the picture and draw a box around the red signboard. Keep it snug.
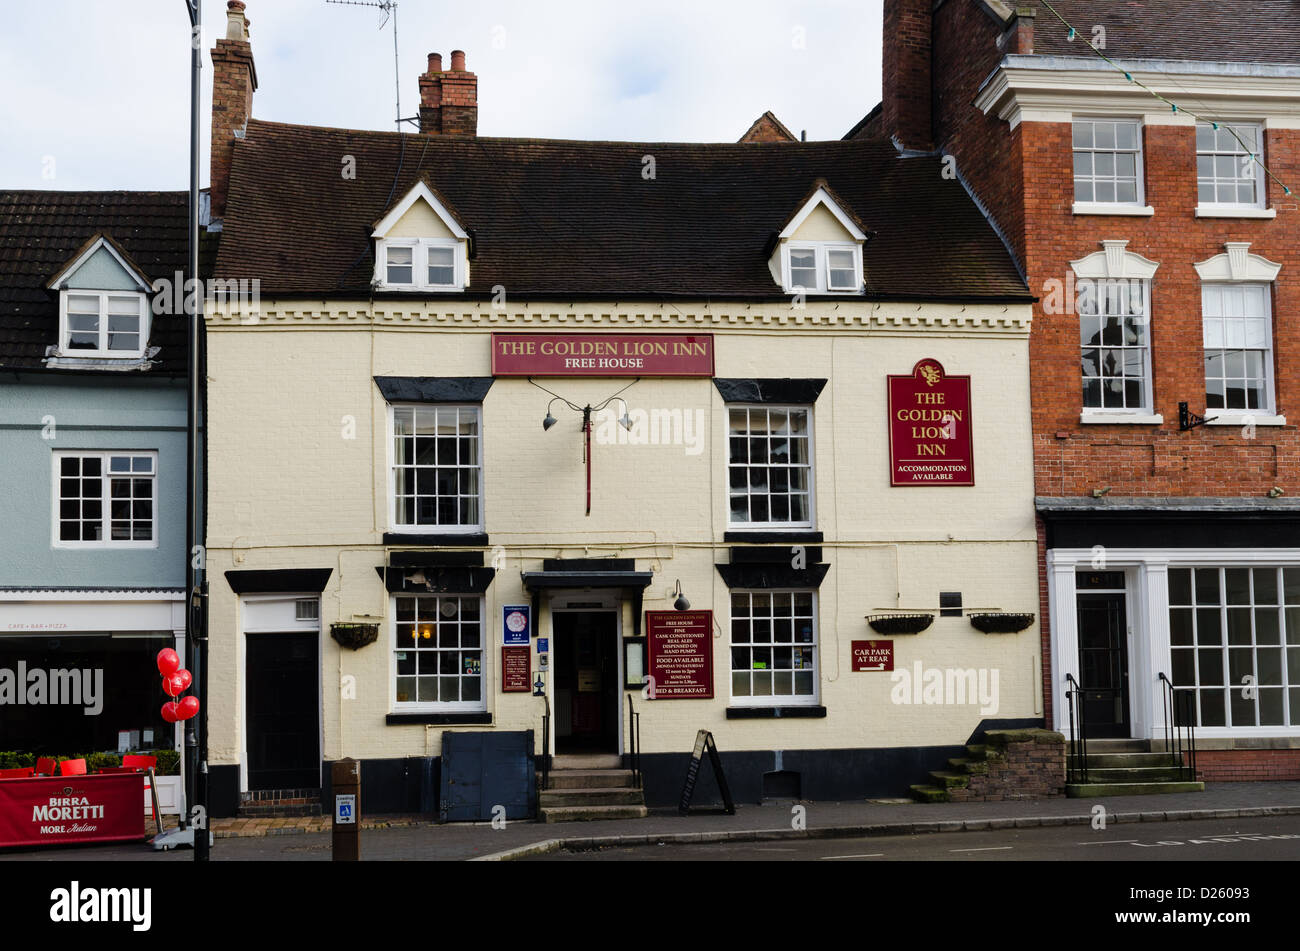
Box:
[645,610,714,699]
[491,333,714,377]
[501,646,531,693]
[888,359,975,486]
[0,773,145,849]
[851,640,894,672]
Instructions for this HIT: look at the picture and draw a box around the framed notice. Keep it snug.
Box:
[501,646,531,693]
[888,358,974,486]
[645,610,714,699]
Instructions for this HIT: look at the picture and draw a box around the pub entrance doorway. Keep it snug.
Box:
[553,610,619,754]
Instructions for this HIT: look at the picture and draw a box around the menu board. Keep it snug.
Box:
[501,646,531,693]
[645,611,714,699]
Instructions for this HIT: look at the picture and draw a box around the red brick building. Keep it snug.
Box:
[858,0,1300,780]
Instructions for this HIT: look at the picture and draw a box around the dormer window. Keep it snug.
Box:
[784,244,862,294]
[44,234,154,368]
[62,291,147,357]
[772,182,866,295]
[372,181,471,293]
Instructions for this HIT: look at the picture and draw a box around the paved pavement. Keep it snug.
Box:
[3,781,1299,861]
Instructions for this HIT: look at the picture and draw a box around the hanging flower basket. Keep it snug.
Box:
[331,622,380,650]
[865,614,934,635]
[969,613,1035,634]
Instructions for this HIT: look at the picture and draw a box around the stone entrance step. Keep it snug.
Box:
[538,761,647,822]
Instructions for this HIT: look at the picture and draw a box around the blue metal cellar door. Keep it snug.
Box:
[438,731,536,821]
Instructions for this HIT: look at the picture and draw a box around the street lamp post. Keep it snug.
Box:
[184,0,210,862]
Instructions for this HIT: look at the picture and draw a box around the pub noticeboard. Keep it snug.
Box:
[501,646,531,693]
[645,610,714,699]
[491,333,714,377]
[888,358,974,486]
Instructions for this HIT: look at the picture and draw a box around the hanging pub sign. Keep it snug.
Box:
[501,646,531,693]
[491,333,714,377]
[851,640,894,672]
[645,610,714,699]
[888,358,974,486]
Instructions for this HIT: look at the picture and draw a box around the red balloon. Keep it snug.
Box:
[176,696,200,721]
[160,701,180,723]
[157,648,180,676]
[162,672,186,697]
[173,669,193,692]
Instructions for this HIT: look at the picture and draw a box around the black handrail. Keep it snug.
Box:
[539,693,552,792]
[1158,672,1197,782]
[626,694,641,789]
[1065,672,1088,783]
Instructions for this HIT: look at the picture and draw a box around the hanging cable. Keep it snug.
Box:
[1038,0,1293,196]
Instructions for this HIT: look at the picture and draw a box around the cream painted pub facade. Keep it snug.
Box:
[201,2,1041,815]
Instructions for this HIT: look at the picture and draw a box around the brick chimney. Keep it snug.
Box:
[881,0,932,151]
[1005,7,1035,54]
[209,1,258,222]
[419,50,478,135]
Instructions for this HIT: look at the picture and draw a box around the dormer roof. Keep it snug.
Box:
[777,180,869,242]
[372,178,470,240]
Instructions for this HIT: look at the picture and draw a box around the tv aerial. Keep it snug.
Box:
[325,0,421,130]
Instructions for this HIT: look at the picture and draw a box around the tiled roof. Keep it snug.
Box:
[214,120,1030,302]
[0,190,198,373]
[1028,0,1300,65]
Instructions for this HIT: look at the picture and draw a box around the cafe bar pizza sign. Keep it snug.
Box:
[888,359,974,486]
[492,333,714,377]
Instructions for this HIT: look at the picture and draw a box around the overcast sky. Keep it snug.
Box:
[0,0,883,191]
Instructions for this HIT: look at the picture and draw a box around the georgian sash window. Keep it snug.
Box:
[727,405,813,528]
[393,594,485,709]
[391,405,483,531]
[729,590,818,705]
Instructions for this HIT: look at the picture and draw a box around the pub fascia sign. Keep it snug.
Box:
[492,333,714,377]
[887,358,974,486]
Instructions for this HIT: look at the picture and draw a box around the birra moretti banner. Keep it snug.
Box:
[888,359,975,486]
[0,774,144,848]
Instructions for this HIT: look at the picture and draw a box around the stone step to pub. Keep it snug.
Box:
[947,757,990,774]
[927,770,970,789]
[540,769,637,790]
[551,753,622,770]
[1066,781,1205,797]
[539,787,645,807]
[1072,739,1150,753]
[1080,767,1191,783]
[909,784,950,803]
[1083,752,1183,769]
[540,804,649,823]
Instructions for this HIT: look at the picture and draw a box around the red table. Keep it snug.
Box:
[0,773,146,848]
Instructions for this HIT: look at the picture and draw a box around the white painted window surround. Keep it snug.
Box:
[1072,240,1159,420]
[1195,243,1284,425]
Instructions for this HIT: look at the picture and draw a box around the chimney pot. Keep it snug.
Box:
[226,0,250,42]
[450,50,466,71]
[428,52,442,73]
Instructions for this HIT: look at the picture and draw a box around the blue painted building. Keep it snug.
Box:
[0,191,196,756]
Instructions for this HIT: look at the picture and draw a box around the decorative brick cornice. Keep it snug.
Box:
[205,300,1032,333]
